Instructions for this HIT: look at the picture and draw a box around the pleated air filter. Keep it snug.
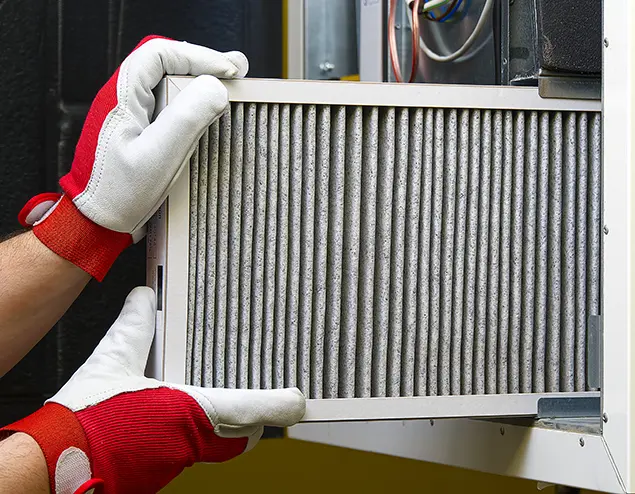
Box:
[148,77,602,421]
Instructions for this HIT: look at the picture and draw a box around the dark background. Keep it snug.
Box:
[0,0,282,427]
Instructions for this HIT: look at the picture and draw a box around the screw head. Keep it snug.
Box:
[579,437,585,447]
[604,38,609,47]
[395,23,401,29]
[319,62,335,74]
[429,419,434,426]
[603,412,609,423]
[604,225,609,235]
[500,427,505,436]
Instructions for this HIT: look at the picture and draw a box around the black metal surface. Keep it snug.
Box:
[494,0,509,84]
[0,0,283,427]
[508,0,539,85]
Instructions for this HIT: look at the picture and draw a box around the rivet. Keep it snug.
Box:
[604,225,609,235]
[604,38,609,48]
[500,427,505,436]
[603,412,609,423]
[430,419,434,426]
[579,437,585,447]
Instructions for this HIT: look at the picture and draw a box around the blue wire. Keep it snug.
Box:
[438,0,464,22]
[427,0,464,21]
[426,1,449,21]
[449,0,471,22]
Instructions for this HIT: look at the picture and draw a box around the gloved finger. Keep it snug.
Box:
[175,386,306,430]
[130,38,248,88]
[82,286,157,376]
[122,38,246,122]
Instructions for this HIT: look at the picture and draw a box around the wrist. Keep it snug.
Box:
[1,404,101,494]
[0,432,50,494]
[31,195,131,281]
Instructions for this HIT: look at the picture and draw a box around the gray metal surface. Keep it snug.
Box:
[305,0,358,80]
[536,396,601,419]
[538,73,602,101]
[185,102,602,399]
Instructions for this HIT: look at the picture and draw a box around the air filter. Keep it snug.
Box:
[148,77,602,421]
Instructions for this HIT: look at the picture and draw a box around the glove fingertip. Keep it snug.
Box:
[126,286,156,311]
[224,51,249,78]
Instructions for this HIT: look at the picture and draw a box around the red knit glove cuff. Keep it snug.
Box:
[1,403,103,494]
[32,195,132,281]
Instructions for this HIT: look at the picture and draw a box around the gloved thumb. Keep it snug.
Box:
[176,386,307,433]
[81,286,157,376]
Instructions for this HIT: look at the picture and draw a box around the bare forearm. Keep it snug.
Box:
[0,433,49,493]
[0,231,90,377]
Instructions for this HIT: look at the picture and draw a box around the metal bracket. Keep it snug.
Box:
[538,70,601,100]
[537,396,601,419]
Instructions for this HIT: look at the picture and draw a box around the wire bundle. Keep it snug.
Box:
[389,0,494,82]
[424,0,472,23]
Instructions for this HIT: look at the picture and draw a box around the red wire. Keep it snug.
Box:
[389,0,420,83]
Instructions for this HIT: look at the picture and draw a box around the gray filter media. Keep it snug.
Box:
[186,102,601,399]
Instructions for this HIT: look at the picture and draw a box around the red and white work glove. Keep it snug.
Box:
[18,35,246,280]
[1,287,306,494]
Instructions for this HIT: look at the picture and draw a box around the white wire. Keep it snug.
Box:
[427,21,493,64]
[405,0,453,13]
[409,0,495,63]
[422,0,452,11]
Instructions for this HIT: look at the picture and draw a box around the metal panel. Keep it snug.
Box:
[288,419,622,492]
[305,0,358,80]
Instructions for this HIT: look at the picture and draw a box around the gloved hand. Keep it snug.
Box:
[1,287,306,494]
[18,35,247,281]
